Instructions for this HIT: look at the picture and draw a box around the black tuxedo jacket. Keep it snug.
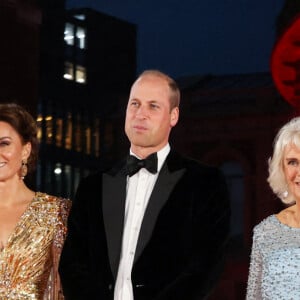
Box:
[59,150,230,300]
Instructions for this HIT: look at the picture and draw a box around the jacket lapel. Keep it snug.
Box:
[102,152,186,273]
[134,151,186,263]
[102,164,127,278]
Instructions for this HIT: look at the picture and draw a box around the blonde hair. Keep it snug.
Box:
[268,117,300,204]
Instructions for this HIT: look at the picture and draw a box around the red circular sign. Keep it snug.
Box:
[271,13,300,108]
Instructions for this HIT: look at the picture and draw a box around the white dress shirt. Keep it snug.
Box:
[114,144,170,300]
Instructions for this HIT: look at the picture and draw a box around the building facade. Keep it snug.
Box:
[175,73,294,299]
[2,1,298,298]
[37,3,136,198]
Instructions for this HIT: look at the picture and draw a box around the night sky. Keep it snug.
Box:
[67,0,285,79]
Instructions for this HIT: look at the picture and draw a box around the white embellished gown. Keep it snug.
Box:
[246,214,300,299]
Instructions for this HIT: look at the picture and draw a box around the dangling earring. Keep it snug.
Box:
[282,190,288,198]
[21,160,28,180]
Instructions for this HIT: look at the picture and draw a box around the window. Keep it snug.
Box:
[85,125,91,155]
[65,113,72,150]
[56,118,63,147]
[64,23,74,46]
[63,62,86,84]
[75,65,86,84]
[76,27,86,49]
[36,114,53,144]
[45,115,53,144]
[36,114,43,141]
[64,62,74,80]
[64,22,86,50]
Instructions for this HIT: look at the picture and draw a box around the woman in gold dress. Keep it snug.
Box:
[0,103,71,299]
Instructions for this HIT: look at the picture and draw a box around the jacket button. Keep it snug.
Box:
[108,284,113,290]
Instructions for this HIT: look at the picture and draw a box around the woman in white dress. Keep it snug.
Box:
[247,117,300,299]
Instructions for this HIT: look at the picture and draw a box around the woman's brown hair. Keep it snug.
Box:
[0,103,38,173]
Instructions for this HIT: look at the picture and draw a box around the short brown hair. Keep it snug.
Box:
[137,70,180,110]
[0,103,38,173]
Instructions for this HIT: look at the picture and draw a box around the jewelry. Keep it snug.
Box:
[21,159,28,180]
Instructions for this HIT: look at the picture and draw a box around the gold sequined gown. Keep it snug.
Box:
[0,192,71,300]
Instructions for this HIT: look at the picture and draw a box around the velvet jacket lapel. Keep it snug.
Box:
[102,151,186,278]
[134,155,185,263]
[102,162,127,278]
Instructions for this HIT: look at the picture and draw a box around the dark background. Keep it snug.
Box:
[2,1,299,298]
[67,0,285,78]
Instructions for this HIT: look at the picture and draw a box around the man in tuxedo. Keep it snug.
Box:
[59,70,230,300]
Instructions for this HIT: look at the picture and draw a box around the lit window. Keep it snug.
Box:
[65,113,72,150]
[56,118,63,147]
[36,114,43,142]
[64,23,74,46]
[64,62,74,80]
[85,126,91,155]
[76,65,86,84]
[45,115,53,144]
[74,14,85,21]
[76,27,86,49]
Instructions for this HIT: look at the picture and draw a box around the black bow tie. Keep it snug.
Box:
[126,153,158,177]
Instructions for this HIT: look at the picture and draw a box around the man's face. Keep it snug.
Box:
[125,75,179,156]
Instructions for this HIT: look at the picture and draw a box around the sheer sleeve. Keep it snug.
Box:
[44,198,72,300]
[246,227,263,300]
